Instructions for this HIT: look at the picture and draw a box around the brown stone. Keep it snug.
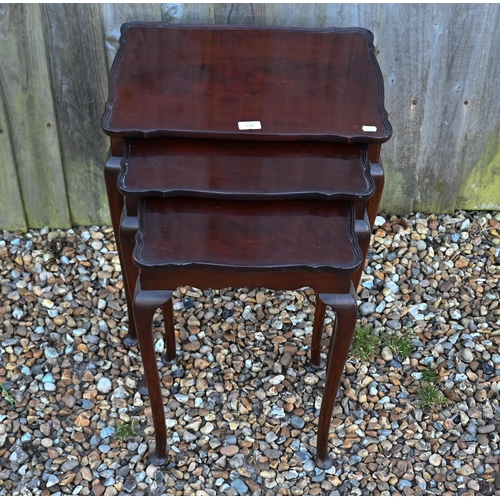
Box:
[72,431,86,443]
[184,341,201,352]
[220,445,239,457]
[212,471,229,479]
[59,472,76,487]
[81,467,93,482]
[93,483,105,496]
[75,415,90,427]
[474,389,488,402]
[104,486,117,495]
[455,256,469,269]
[280,352,292,367]
[194,359,210,370]
[82,370,94,382]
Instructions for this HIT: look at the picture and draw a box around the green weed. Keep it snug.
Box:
[0,383,14,407]
[421,367,438,383]
[418,384,451,410]
[351,326,381,361]
[381,329,414,358]
[115,421,138,445]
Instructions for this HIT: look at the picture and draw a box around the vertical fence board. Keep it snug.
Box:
[101,4,163,70]
[42,4,110,227]
[0,81,27,231]
[0,4,70,228]
[376,4,500,213]
[161,3,215,23]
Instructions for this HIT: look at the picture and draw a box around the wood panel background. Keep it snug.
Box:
[1,3,499,230]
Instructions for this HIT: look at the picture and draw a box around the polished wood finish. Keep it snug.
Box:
[119,138,374,201]
[102,24,391,143]
[315,285,358,469]
[130,197,362,468]
[102,23,391,470]
[104,156,137,346]
[135,198,362,273]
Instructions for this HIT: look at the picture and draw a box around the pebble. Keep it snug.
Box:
[41,438,53,448]
[477,424,496,434]
[44,347,59,359]
[359,302,376,316]
[381,346,394,361]
[290,415,305,430]
[97,377,113,393]
[122,478,137,493]
[10,448,29,464]
[303,460,316,472]
[61,459,79,472]
[220,445,239,457]
[461,349,475,363]
[100,426,115,439]
[46,474,59,487]
[231,478,249,494]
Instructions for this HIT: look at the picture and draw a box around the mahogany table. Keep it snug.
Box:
[102,23,392,467]
[131,197,363,468]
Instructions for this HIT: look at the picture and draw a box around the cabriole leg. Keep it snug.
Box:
[310,295,327,369]
[315,284,358,470]
[133,280,173,466]
[105,157,138,347]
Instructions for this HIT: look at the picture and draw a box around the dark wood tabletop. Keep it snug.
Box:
[102,23,391,143]
[118,137,374,200]
[134,197,362,273]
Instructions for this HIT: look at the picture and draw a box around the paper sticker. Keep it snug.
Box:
[362,125,377,132]
[238,121,262,130]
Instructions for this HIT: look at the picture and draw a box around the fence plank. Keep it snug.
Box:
[0,4,70,229]
[101,4,162,69]
[42,4,110,227]
[375,4,500,213]
[162,3,215,23]
[0,82,27,231]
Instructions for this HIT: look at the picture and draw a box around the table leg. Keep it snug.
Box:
[367,162,385,230]
[133,280,172,466]
[311,295,327,369]
[315,284,358,470]
[160,299,178,366]
[352,213,372,289]
[105,157,137,346]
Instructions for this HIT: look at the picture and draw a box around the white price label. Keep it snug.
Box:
[238,121,262,130]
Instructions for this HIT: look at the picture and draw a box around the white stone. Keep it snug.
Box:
[268,375,285,385]
[96,377,112,394]
[381,346,394,362]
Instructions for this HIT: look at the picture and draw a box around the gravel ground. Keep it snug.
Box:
[1,210,500,496]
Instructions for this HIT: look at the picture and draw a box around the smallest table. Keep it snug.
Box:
[131,196,364,468]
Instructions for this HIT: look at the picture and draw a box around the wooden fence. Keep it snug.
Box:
[1,3,499,231]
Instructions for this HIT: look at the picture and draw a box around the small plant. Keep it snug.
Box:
[418,384,450,410]
[421,366,438,383]
[115,421,137,445]
[0,383,14,407]
[351,325,380,361]
[381,329,414,358]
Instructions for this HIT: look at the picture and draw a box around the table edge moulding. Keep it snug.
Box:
[101,23,392,144]
[117,138,376,201]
